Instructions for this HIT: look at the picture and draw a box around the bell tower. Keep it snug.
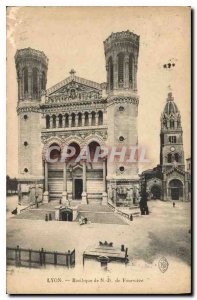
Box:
[104,31,140,206]
[15,48,48,204]
[160,92,185,173]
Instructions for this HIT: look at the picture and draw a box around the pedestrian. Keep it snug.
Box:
[173,202,175,207]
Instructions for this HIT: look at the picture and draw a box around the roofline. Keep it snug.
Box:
[46,75,102,95]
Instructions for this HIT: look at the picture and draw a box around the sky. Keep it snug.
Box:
[6,6,191,177]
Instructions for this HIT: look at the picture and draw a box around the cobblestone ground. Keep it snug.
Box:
[6,196,191,294]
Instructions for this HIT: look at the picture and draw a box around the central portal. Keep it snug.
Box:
[74,179,83,199]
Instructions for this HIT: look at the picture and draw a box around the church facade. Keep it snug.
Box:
[140,92,190,201]
[15,31,140,207]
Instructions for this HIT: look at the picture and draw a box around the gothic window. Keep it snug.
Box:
[98,111,103,125]
[24,115,28,120]
[167,153,172,163]
[78,113,82,127]
[170,119,174,128]
[174,153,180,162]
[129,54,133,86]
[65,114,69,127]
[84,112,89,126]
[71,113,75,127]
[32,68,39,97]
[41,71,46,90]
[91,112,96,126]
[163,117,167,128]
[108,57,113,90]
[169,136,176,143]
[118,53,124,85]
[23,67,28,94]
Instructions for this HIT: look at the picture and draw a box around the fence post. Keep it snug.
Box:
[40,248,44,266]
[16,245,21,267]
[68,250,71,267]
[29,249,32,268]
[54,252,57,265]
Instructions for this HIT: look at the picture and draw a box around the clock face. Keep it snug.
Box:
[170,146,175,152]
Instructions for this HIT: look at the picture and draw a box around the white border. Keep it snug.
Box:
[1,1,194,299]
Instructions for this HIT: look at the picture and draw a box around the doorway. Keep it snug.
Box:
[150,185,161,199]
[168,179,183,200]
[74,179,83,199]
[61,209,73,221]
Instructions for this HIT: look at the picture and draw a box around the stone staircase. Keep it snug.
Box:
[48,178,63,201]
[77,204,128,225]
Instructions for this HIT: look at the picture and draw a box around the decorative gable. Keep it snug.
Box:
[45,74,102,104]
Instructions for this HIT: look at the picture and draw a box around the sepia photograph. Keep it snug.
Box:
[6,6,191,294]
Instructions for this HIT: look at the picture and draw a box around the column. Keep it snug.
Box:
[49,116,53,128]
[75,114,79,127]
[134,63,137,91]
[43,160,49,203]
[81,160,87,204]
[62,161,69,206]
[114,56,118,90]
[95,112,99,126]
[124,55,129,89]
[56,115,59,128]
[28,69,32,99]
[68,115,72,127]
[82,113,85,127]
[88,113,92,126]
[102,159,108,205]
[62,115,65,128]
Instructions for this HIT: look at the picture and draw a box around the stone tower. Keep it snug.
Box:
[104,30,140,206]
[15,48,48,205]
[160,92,185,173]
[160,92,188,201]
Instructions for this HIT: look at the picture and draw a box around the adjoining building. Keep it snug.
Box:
[141,92,191,201]
[15,31,140,207]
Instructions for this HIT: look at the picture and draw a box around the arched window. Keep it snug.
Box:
[88,141,101,161]
[23,67,28,94]
[167,153,172,163]
[174,153,180,162]
[32,68,38,97]
[91,112,96,126]
[129,54,133,86]
[84,112,89,126]
[118,53,124,85]
[78,113,82,127]
[71,113,75,127]
[41,71,46,90]
[65,114,69,127]
[170,119,174,128]
[98,111,103,125]
[108,57,113,90]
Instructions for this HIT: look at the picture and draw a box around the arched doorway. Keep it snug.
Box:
[60,208,73,221]
[168,179,183,200]
[150,185,162,199]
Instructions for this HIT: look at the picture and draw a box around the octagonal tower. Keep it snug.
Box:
[15,48,48,205]
[104,31,140,206]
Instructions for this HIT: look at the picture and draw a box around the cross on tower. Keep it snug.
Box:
[69,69,76,76]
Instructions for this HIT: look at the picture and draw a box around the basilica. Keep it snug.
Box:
[15,30,190,207]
